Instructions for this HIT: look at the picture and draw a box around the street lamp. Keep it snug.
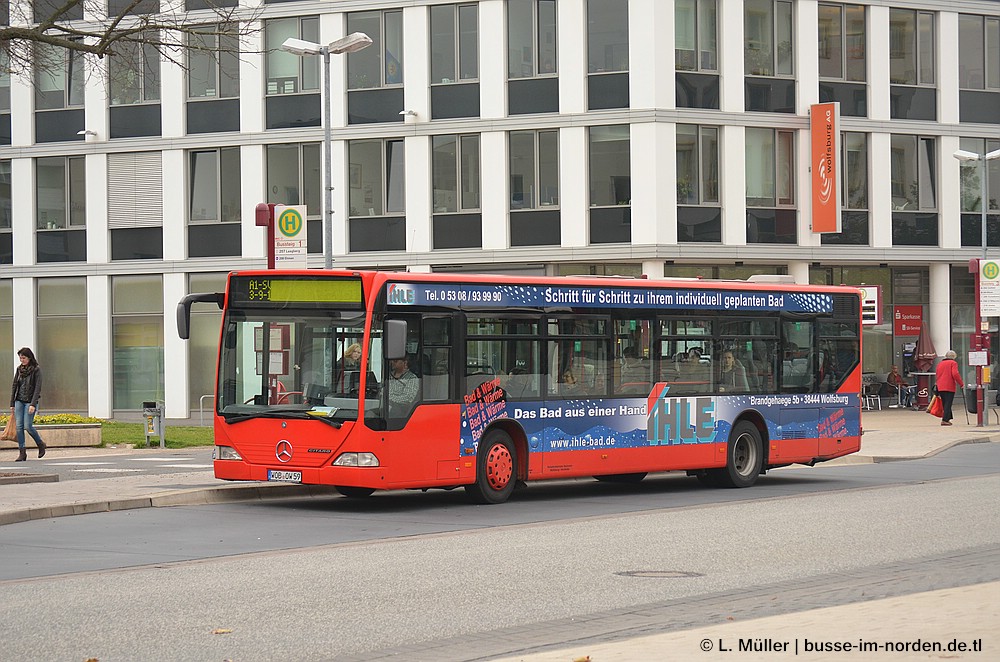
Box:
[282,32,373,269]
[953,147,1000,426]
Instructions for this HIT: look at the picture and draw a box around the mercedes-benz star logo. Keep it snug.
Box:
[276,440,293,463]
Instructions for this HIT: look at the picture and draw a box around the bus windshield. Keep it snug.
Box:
[217,309,374,421]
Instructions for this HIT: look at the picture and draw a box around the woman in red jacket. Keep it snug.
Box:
[934,350,965,426]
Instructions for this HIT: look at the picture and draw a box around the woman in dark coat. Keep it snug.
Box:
[10,347,46,461]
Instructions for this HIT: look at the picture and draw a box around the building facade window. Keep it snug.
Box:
[109,35,161,106]
[509,130,560,247]
[587,0,629,110]
[32,0,81,23]
[265,17,319,95]
[958,15,1000,125]
[190,148,240,222]
[745,0,793,77]
[348,139,405,217]
[266,143,320,253]
[587,0,627,74]
[889,9,935,87]
[37,277,88,410]
[0,48,9,111]
[507,0,558,114]
[589,125,631,244]
[676,0,718,109]
[348,10,403,89]
[348,139,406,252]
[960,15,1000,90]
[746,128,794,207]
[0,159,9,230]
[189,147,241,257]
[508,0,556,79]
[510,130,559,210]
[34,43,84,110]
[188,25,240,99]
[432,134,481,249]
[0,280,11,383]
[958,137,1000,248]
[431,4,478,84]
[36,156,85,230]
[676,124,720,243]
[817,4,866,116]
[676,0,717,72]
[429,4,480,120]
[818,4,865,81]
[112,275,164,410]
[744,0,795,112]
[890,134,937,246]
[746,127,796,244]
[433,134,481,213]
[823,131,869,245]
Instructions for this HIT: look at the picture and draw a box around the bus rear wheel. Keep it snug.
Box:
[713,420,763,488]
[335,486,376,499]
[466,430,517,504]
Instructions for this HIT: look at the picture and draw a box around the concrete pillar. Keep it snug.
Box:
[481,131,508,250]
[787,261,810,285]
[630,122,675,245]
[163,273,189,419]
[87,275,112,419]
[561,126,588,247]
[929,262,950,363]
[868,6,890,121]
[558,0,587,114]
[721,125,747,245]
[86,153,110,264]
[162,150,186,260]
[629,0,673,110]
[938,12,959,126]
[405,135,432,253]
[719,0,745,113]
[479,1,507,120]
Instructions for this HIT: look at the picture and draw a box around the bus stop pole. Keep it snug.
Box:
[255,202,276,269]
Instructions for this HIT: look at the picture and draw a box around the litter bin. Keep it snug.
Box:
[142,401,165,448]
[966,387,979,415]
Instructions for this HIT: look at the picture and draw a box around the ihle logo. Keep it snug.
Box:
[387,284,415,304]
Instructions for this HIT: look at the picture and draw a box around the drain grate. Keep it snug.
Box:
[616,570,704,579]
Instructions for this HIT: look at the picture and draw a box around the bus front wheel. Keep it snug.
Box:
[714,420,763,488]
[466,430,517,504]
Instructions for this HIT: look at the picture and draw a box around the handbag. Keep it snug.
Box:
[0,417,16,441]
[927,394,944,418]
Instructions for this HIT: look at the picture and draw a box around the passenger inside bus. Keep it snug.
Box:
[717,349,749,392]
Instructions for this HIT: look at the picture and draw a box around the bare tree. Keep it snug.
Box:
[1,0,259,77]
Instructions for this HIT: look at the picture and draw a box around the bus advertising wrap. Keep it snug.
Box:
[388,283,833,313]
[459,384,860,458]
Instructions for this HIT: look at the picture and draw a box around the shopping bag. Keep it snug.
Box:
[927,394,943,418]
[0,417,16,441]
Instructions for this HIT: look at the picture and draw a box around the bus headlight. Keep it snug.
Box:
[333,452,380,467]
[215,446,243,461]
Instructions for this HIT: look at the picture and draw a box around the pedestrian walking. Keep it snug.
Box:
[10,347,46,461]
[934,350,964,426]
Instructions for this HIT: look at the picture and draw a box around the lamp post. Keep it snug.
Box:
[282,32,372,270]
[953,147,1000,426]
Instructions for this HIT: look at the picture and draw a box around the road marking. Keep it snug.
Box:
[128,457,195,462]
[158,464,214,469]
[71,468,146,473]
[48,462,115,466]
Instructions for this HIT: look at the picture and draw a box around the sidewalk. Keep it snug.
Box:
[1,407,997,661]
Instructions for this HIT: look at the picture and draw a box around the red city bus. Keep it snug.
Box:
[177,270,862,504]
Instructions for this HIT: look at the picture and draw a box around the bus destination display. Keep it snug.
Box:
[233,277,363,305]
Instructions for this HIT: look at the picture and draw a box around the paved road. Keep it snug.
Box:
[2,456,997,661]
[4,443,999,583]
[0,447,214,481]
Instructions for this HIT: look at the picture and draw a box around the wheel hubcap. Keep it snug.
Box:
[733,433,757,477]
[485,443,513,490]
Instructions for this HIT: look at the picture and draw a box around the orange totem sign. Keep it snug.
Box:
[811,102,840,234]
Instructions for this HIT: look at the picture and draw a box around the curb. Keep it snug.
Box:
[0,472,59,486]
[0,483,341,527]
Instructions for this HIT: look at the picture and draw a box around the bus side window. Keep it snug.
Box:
[422,317,452,401]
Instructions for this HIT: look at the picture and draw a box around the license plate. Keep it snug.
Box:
[267,470,302,483]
